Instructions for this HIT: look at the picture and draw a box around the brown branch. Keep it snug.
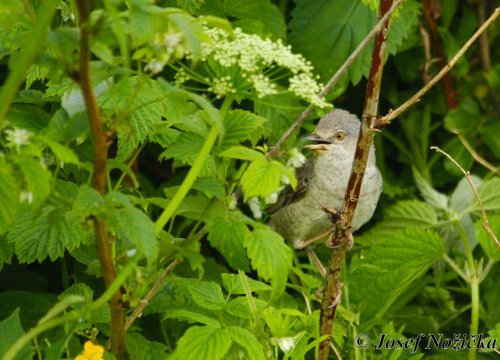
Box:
[124,258,182,332]
[318,1,393,358]
[431,146,500,250]
[456,133,500,176]
[74,1,124,358]
[380,7,500,126]
[266,0,405,159]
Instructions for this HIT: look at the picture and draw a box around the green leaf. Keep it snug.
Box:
[200,0,285,39]
[171,326,232,360]
[475,216,500,261]
[39,136,79,164]
[0,163,20,234]
[222,110,266,147]
[413,168,448,209]
[126,332,168,360]
[289,0,420,84]
[73,185,104,217]
[442,137,474,177]
[225,297,268,319]
[7,206,85,263]
[221,273,271,294]
[192,178,225,198]
[240,158,288,199]
[207,216,250,271]
[470,178,500,214]
[443,98,480,135]
[245,227,292,297]
[371,200,438,235]
[219,146,265,161]
[104,196,158,263]
[481,116,500,158]
[16,157,51,206]
[99,77,165,160]
[227,326,266,360]
[159,132,205,163]
[163,309,220,327]
[450,175,482,215]
[351,228,445,319]
[186,281,226,310]
[0,309,34,360]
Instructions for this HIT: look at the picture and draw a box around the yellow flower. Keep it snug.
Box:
[75,341,105,360]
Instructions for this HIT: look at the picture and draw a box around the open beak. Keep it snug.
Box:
[303,135,331,152]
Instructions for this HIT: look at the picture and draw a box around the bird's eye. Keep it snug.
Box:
[335,131,345,140]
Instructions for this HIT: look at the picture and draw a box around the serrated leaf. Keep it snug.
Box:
[171,326,231,360]
[73,185,104,217]
[241,158,287,198]
[200,0,285,39]
[245,227,292,297]
[192,178,225,199]
[16,158,51,206]
[450,175,482,215]
[7,206,85,263]
[186,281,226,310]
[159,132,205,162]
[219,146,265,161]
[0,309,34,360]
[475,216,500,261]
[126,332,168,360]
[413,168,448,209]
[222,110,266,147]
[371,200,438,234]
[351,228,445,319]
[163,309,220,327]
[227,326,266,360]
[226,297,268,319]
[104,201,158,263]
[470,178,500,214]
[206,217,250,271]
[99,77,165,160]
[221,273,271,294]
[0,163,20,234]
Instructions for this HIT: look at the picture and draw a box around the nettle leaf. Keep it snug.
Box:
[99,77,165,160]
[207,216,250,271]
[103,193,158,263]
[171,326,232,360]
[0,309,34,360]
[226,326,266,360]
[200,0,285,39]
[0,163,20,234]
[370,200,438,235]
[413,168,448,209]
[241,158,295,199]
[351,228,445,320]
[219,146,265,161]
[7,206,85,263]
[245,227,292,297]
[289,0,420,84]
[470,178,500,214]
[16,157,51,206]
[126,332,168,360]
[186,281,226,310]
[221,273,271,294]
[222,110,266,147]
[475,216,500,261]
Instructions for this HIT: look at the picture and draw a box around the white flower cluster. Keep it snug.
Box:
[208,76,237,98]
[4,128,32,150]
[144,27,187,74]
[198,27,329,107]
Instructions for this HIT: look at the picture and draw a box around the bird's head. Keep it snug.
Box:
[303,109,360,155]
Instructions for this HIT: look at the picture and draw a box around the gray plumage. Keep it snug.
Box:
[268,109,382,248]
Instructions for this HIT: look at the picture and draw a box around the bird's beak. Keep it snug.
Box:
[303,135,331,152]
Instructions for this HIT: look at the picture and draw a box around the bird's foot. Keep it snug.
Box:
[326,230,354,250]
[321,206,342,224]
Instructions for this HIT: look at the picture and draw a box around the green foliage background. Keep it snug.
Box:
[0,0,499,359]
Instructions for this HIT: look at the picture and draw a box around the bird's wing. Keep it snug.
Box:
[267,158,315,214]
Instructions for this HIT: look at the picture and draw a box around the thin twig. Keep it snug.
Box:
[124,259,182,332]
[380,7,500,126]
[431,146,500,250]
[74,1,125,358]
[318,1,394,358]
[456,133,500,176]
[266,0,405,158]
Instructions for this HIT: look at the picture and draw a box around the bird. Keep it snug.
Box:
[268,109,382,249]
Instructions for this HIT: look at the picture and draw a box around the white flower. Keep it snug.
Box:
[248,197,262,219]
[126,249,137,257]
[5,128,32,148]
[19,191,33,204]
[287,148,306,168]
[145,59,165,74]
[264,191,279,205]
[276,336,297,352]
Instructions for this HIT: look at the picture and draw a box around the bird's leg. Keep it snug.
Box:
[322,206,342,223]
[307,248,326,277]
[293,227,334,249]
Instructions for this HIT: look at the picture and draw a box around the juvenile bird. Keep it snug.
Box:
[268,109,382,249]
